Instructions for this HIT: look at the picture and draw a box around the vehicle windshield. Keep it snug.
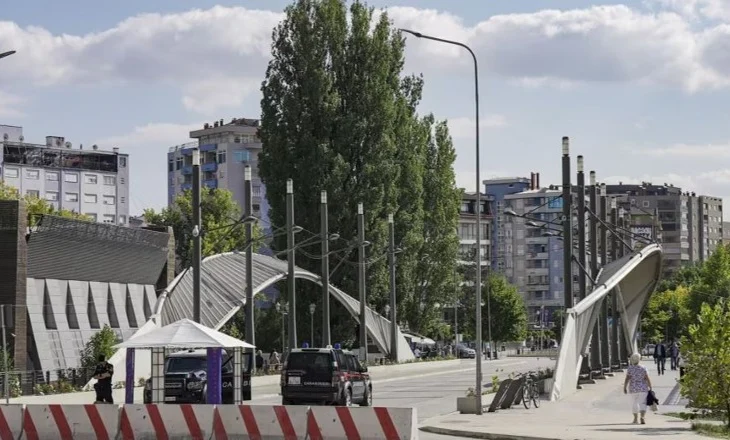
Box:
[287,352,332,371]
[166,357,207,373]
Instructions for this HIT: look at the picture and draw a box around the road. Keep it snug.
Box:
[251,356,555,439]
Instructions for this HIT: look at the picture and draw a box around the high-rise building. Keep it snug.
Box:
[167,118,271,232]
[723,222,730,245]
[483,177,532,272]
[457,191,492,262]
[0,124,130,225]
[605,182,723,275]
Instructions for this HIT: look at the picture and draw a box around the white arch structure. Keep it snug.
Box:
[551,243,663,401]
[101,252,414,385]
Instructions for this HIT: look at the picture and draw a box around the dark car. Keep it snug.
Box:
[281,347,371,407]
[143,349,252,404]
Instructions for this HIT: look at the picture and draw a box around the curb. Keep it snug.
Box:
[419,425,562,440]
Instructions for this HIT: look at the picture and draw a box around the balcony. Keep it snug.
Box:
[204,179,218,189]
[525,268,549,276]
[182,165,193,175]
[527,252,549,260]
[202,162,217,173]
[200,143,217,152]
[525,237,548,245]
[525,284,549,292]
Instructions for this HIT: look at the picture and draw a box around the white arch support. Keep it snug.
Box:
[550,243,663,401]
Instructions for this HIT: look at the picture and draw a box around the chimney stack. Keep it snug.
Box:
[536,173,540,189]
[530,172,536,190]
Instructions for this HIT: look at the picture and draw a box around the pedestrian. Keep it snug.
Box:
[93,354,114,404]
[255,350,264,370]
[624,352,653,425]
[668,340,679,371]
[269,351,280,370]
[653,340,667,375]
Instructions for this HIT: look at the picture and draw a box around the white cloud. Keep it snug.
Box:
[634,142,730,157]
[447,115,507,138]
[0,91,25,118]
[647,0,730,21]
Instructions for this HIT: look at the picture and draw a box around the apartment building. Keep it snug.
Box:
[0,125,130,225]
[483,177,532,272]
[457,191,492,262]
[605,182,723,274]
[167,118,270,231]
[723,222,730,245]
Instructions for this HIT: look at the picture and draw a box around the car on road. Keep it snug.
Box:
[642,344,656,357]
[455,343,476,359]
[281,346,371,406]
[143,349,252,404]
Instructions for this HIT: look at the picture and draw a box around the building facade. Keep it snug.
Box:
[457,192,492,262]
[0,125,130,225]
[167,118,270,232]
[483,177,532,272]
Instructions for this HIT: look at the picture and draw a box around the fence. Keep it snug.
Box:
[0,367,100,398]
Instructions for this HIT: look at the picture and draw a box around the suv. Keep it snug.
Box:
[281,347,371,407]
[143,349,252,404]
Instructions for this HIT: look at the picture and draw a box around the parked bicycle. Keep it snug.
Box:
[517,371,540,409]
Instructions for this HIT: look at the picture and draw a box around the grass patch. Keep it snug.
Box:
[665,411,727,422]
[692,422,730,439]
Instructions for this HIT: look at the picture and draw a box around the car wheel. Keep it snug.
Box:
[200,385,207,404]
[360,387,372,407]
[341,388,352,407]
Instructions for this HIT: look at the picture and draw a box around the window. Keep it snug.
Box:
[120,196,126,204]
[103,176,116,185]
[65,173,78,183]
[46,172,59,181]
[103,195,116,205]
[65,192,79,202]
[85,174,98,184]
[86,213,97,221]
[102,214,115,224]
[120,177,125,185]
[234,150,250,163]
[119,157,127,167]
[168,160,174,172]
[3,168,18,178]
[26,169,40,179]
[119,215,127,224]
[642,201,650,208]
[175,157,183,170]
[45,191,59,201]
[553,260,559,268]
[217,151,227,164]
[84,194,97,203]
[26,190,39,198]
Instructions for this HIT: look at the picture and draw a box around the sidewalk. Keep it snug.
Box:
[420,361,702,440]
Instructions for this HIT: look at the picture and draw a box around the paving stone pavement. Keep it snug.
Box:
[420,361,704,440]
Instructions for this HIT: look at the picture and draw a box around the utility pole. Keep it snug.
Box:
[286,179,297,350]
[617,213,629,366]
[577,156,587,304]
[609,199,621,370]
[357,203,368,362]
[321,191,331,347]
[599,185,611,371]
[561,137,573,313]
[388,214,399,362]
[588,171,602,375]
[244,165,255,370]
[192,149,202,323]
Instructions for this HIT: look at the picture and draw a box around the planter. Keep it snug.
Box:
[457,396,480,414]
[540,377,554,395]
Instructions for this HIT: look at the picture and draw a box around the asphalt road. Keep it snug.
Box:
[252,356,555,439]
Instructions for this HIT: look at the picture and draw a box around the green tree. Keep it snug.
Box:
[485,274,528,344]
[0,181,90,225]
[258,0,460,337]
[143,188,262,270]
[641,286,691,343]
[680,300,730,427]
[80,326,119,371]
[657,263,703,292]
[688,244,730,318]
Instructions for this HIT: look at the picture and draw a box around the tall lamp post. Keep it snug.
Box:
[276,302,288,354]
[191,149,202,323]
[400,28,484,414]
[0,51,16,60]
[309,303,316,346]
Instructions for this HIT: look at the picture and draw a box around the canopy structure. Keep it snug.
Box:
[403,333,436,347]
[551,243,663,401]
[114,318,255,350]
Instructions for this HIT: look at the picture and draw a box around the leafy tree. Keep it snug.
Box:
[258,0,460,338]
[0,181,90,225]
[143,188,262,270]
[680,300,730,427]
[657,263,702,292]
[688,244,730,318]
[80,326,119,371]
[485,274,528,344]
[641,286,691,343]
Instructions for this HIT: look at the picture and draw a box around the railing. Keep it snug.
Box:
[0,367,100,398]
[168,141,198,153]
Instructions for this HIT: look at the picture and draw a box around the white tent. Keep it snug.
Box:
[114,318,255,350]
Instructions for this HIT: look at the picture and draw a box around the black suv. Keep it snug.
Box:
[281,347,371,407]
[143,349,252,404]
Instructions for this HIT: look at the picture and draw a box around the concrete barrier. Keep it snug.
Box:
[22,404,119,440]
[0,405,23,440]
[119,404,215,440]
[307,406,417,440]
[212,404,310,440]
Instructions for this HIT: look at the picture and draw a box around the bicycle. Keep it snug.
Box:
[517,371,540,409]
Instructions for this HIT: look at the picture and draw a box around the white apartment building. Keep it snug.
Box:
[0,125,130,225]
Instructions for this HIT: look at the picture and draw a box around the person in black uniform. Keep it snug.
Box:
[93,354,114,403]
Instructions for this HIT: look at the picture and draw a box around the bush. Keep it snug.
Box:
[80,326,119,372]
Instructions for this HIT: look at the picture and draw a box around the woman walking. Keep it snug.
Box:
[624,352,653,424]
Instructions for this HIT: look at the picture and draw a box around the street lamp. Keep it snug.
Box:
[0,51,16,61]
[275,302,288,354]
[309,303,316,346]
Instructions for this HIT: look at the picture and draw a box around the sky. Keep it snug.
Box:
[2,0,730,217]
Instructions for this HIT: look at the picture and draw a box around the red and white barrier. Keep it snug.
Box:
[307,407,417,440]
[212,405,310,440]
[22,404,119,440]
[119,404,215,440]
[0,404,23,440]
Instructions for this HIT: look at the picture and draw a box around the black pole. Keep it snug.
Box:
[577,157,587,304]
[618,214,629,367]
[357,203,368,362]
[588,171,602,374]
[599,186,611,371]
[610,200,621,369]
[0,51,16,60]
[286,179,297,351]
[388,214,399,362]
[321,191,331,347]
[192,149,202,323]
[244,165,255,370]
[562,137,573,312]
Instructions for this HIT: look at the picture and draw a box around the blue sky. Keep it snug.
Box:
[2,0,730,216]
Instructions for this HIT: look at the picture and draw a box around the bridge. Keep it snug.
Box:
[551,243,663,401]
